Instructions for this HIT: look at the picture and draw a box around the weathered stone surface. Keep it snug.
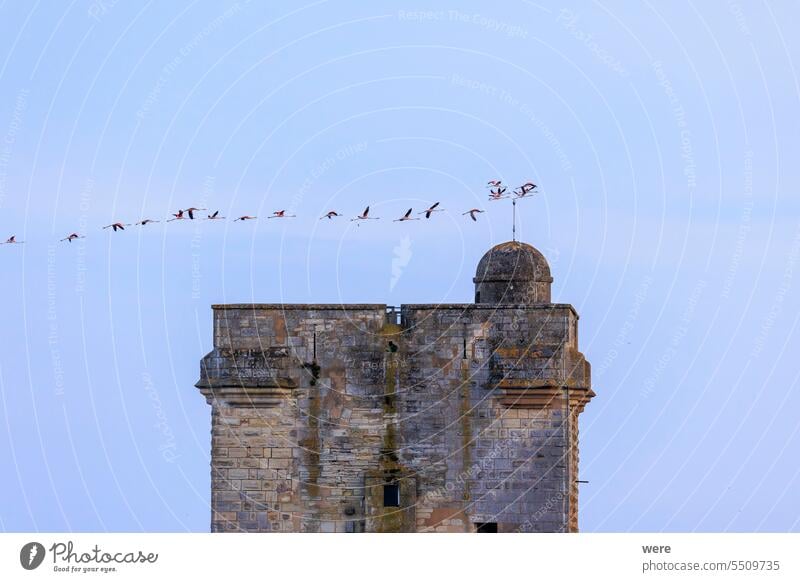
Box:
[474,241,553,304]
[197,241,593,533]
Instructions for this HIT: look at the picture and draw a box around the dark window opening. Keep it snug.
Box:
[475,291,480,303]
[475,522,497,533]
[345,520,365,533]
[383,484,400,507]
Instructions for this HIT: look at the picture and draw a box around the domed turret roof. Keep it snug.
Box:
[473,241,552,284]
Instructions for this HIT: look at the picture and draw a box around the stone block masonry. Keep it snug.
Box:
[196,241,594,532]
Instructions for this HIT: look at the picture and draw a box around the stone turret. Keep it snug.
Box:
[474,241,553,304]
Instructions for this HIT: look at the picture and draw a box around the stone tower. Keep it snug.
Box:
[196,241,594,532]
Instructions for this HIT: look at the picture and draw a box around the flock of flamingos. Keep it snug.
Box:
[1,180,537,245]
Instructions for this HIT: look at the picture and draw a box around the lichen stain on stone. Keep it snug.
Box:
[302,361,321,386]
[460,361,473,512]
[380,322,400,416]
[299,381,321,506]
[381,348,398,460]
[432,354,453,377]
[322,369,346,419]
[374,321,410,532]
[274,316,287,344]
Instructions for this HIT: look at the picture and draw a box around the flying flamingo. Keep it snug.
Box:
[320,211,341,220]
[487,180,502,188]
[166,210,185,222]
[135,219,159,226]
[488,187,508,200]
[60,233,85,243]
[184,207,206,219]
[268,210,296,219]
[463,209,485,222]
[234,215,257,222]
[514,182,537,197]
[394,208,419,222]
[419,202,444,219]
[205,211,224,220]
[2,235,22,244]
[352,206,379,222]
[103,222,127,232]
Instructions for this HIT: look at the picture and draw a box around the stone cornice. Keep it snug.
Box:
[494,381,595,410]
[195,376,297,407]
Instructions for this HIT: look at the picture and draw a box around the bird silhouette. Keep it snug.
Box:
[166,210,185,222]
[463,209,485,221]
[352,206,379,221]
[268,210,296,219]
[60,233,85,242]
[394,208,419,222]
[419,202,443,218]
[234,215,257,222]
[184,207,206,220]
[2,235,22,244]
[487,180,502,188]
[135,219,159,226]
[320,211,341,220]
[103,222,126,232]
[205,210,224,220]
[488,187,508,200]
[514,182,537,197]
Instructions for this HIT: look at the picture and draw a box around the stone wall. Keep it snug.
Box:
[399,304,589,532]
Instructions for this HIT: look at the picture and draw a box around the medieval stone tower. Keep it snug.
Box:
[196,241,594,532]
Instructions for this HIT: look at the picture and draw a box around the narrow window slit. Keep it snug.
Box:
[383,484,400,507]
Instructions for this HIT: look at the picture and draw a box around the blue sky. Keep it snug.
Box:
[0,1,798,532]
